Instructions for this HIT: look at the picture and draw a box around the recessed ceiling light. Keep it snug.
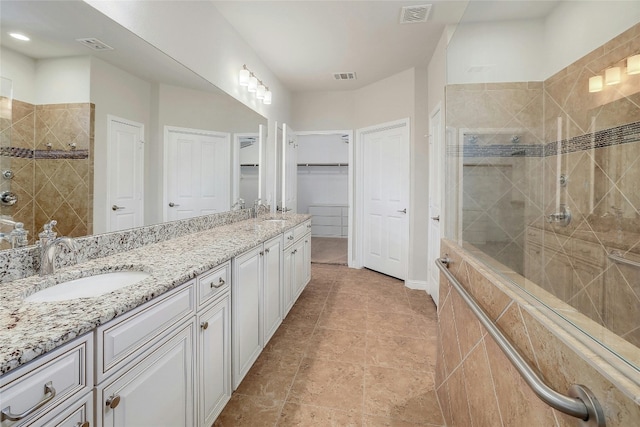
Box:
[9,32,30,41]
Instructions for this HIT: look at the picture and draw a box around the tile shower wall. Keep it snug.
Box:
[0,101,94,248]
[436,240,640,427]
[447,22,640,351]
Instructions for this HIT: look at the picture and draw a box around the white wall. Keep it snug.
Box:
[0,47,36,103]
[90,56,152,233]
[544,1,640,78]
[35,56,91,104]
[447,19,545,84]
[292,91,355,130]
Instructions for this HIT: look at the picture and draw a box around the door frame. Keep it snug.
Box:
[232,132,260,206]
[296,129,354,266]
[427,103,443,303]
[354,118,410,278]
[106,114,145,232]
[163,125,230,222]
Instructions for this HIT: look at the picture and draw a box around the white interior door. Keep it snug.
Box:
[282,124,297,213]
[107,115,144,232]
[165,127,230,221]
[427,105,443,305]
[360,120,409,280]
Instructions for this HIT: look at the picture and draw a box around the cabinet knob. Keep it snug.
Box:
[201,321,209,330]
[211,277,225,288]
[260,251,264,256]
[288,235,294,240]
[265,248,270,254]
[106,395,121,409]
[77,422,90,427]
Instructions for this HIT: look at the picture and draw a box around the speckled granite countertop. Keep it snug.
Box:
[0,214,310,375]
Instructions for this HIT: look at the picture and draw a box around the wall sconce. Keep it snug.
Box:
[589,75,603,92]
[238,64,272,105]
[605,67,621,85]
[627,54,640,75]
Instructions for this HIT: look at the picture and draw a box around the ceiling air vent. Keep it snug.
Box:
[400,4,432,24]
[333,72,357,81]
[76,38,114,51]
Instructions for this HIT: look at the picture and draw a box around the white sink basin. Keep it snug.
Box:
[25,271,151,302]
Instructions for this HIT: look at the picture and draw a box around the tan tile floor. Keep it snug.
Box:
[214,264,443,426]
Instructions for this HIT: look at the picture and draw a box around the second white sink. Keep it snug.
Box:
[25,271,151,302]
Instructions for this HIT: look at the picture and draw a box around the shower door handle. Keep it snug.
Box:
[397,208,407,214]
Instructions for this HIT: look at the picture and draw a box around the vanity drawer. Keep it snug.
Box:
[96,281,195,383]
[293,220,312,242]
[198,262,230,307]
[0,335,92,427]
[283,229,295,248]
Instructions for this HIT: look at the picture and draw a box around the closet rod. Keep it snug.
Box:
[435,257,605,427]
[297,163,348,167]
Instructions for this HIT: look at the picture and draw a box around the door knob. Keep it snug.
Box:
[169,202,180,207]
[431,216,440,221]
[397,208,407,214]
[112,205,125,211]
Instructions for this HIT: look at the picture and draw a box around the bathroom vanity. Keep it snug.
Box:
[0,214,311,427]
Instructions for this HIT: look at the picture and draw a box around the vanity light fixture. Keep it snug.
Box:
[256,82,266,100]
[239,65,250,86]
[238,65,272,105]
[9,32,30,41]
[627,54,640,75]
[605,67,621,85]
[263,89,272,105]
[589,75,603,92]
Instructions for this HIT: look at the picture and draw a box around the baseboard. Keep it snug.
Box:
[405,279,428,290]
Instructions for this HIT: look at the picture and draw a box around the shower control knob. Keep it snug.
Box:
[0,191,17,206]
[2,170,13,179]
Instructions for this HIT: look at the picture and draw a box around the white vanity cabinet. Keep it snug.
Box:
[283,220,312,316]
[0,335,93,427]
[196,264,231,427]
[231,234,284,389]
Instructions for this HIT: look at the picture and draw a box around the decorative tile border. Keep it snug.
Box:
[448,121,640,158]
[0,147,89,160]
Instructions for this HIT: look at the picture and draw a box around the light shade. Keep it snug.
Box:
[605,67,621,85]
[263,90,272,105]
[239,68,250,86]
[248,75,258,92]
[256,84,266,100]
[627,54,640,75]
[589,75,603,93]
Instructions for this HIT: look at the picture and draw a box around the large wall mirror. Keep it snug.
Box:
[0,0,266,250]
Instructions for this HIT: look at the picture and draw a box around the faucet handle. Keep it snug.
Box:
[38,220,58,244]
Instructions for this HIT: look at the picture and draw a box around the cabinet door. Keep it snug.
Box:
[293,238,306,300]
[263,236,283,345]
[303,234,311,287]
[99,323,194,427]
[283,246,295,317]
[232,246,263,389]
[198,294,231,427]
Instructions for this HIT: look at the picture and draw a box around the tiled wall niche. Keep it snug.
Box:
[436,240,640,426]
[0,100,94,248]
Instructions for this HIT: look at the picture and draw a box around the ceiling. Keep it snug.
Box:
[213,0,561,93]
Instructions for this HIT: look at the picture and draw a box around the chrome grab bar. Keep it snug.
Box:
[608,252,640,269]
[435,257,605,427]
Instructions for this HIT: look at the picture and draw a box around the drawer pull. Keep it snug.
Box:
[1,381,56,421]
[287,235,294,240]
[201,321,209,330]
[106,395,121,409]
[211,277,225,289]
[77,422,90,427]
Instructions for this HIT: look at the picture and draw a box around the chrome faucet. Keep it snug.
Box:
[38,220,79,276]
[253,199,269,218]
[0,221,29,248]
